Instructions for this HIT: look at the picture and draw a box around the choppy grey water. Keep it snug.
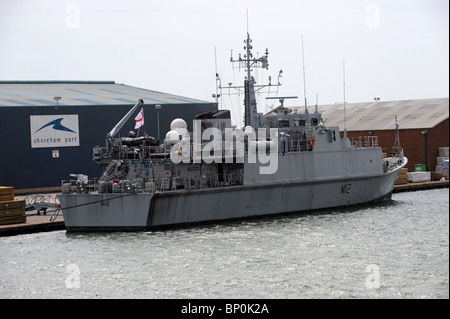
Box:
[0,188,448,299]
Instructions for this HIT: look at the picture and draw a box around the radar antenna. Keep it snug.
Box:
[215,24,282,128]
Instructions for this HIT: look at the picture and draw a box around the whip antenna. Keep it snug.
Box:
[343,59,347,140]
[301,35,309,114]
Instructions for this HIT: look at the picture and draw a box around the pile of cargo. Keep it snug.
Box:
[407,170,431,183]
[436,147,449,179]
[394,168,409,185]
[0,187,26,226]
[401,146,449,183]
[406,163,431,183]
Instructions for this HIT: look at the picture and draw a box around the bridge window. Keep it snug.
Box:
[294,118,305,127]
[278,119,290,127]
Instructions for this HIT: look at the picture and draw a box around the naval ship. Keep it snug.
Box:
[57,33,407,232]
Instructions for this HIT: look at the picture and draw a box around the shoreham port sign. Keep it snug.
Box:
[30,115,80,148]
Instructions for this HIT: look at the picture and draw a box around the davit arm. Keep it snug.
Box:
[107,99,144,138]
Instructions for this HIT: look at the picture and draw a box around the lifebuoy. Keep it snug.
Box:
[309,138,315,147]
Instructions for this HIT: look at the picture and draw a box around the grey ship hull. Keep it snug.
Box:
[59,152,407,232]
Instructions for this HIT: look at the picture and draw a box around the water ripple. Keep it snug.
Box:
[0,188,448,299]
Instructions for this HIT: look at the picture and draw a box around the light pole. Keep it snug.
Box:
[155,104,161,142]
[421,130,428,171]
[54,96,61,109]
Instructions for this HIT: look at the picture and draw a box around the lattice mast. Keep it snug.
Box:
[219,32,282,128]
[392,115,403,157]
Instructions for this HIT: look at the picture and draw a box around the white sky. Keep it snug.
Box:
[1,0,448,126]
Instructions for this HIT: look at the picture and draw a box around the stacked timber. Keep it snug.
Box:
[0,187,26,225]
[394,168,409,185]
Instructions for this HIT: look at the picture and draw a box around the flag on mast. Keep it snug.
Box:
[135,107,144,129]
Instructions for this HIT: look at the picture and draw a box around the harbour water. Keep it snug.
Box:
[0,188,448,299]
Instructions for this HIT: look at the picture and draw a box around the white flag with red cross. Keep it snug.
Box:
[135,107,144,129]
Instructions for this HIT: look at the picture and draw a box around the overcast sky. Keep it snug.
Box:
[1,0,448,126]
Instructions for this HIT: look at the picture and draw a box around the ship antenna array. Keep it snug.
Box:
[266,96,298,109]
[213,46,220,106]
[343,59,347,140]
[301,35,309,114]
[246,9,249,34]
[223,34,282,92]
[315,93,318,113]
[215,26,283,127]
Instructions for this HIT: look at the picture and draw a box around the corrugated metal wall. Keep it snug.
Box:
[0,102,217,189]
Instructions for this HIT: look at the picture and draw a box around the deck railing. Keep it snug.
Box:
[350,136,379,148]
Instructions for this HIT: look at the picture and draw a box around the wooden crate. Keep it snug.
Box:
[395,168,409,185]
[0,187,26,225]
[0,186,14,195]
[0,207,25,218]
[0,199,25,210]
[0,194,14,201]
[0,215,26,225]
[0,186,14,201]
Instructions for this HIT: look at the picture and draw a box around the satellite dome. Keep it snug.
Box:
[170,118,187,131]
[165,130,180,144]
[170,118,189,137]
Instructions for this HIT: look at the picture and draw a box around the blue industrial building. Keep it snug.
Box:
[0,81,217,191]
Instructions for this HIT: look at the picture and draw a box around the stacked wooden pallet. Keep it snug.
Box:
[394,168,409,185]
[0,187,26,225]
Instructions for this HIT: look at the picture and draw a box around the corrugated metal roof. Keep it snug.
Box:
[290,98,449,130]
[0,81,211,107]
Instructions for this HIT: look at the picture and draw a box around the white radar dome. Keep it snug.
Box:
[244,125,254,134]
[170,118,189,137]
[165,130,180,144]
[170,118,187,131]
